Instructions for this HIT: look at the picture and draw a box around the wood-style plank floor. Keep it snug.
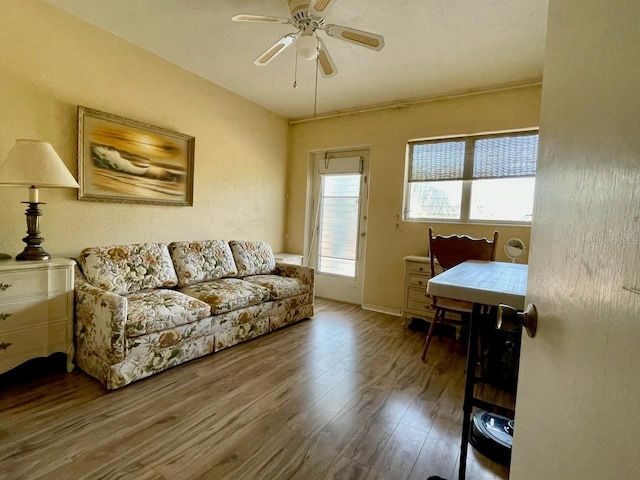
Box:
[0,299,513,480]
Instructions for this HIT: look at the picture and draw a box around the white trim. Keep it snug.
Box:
[361,303,402,317]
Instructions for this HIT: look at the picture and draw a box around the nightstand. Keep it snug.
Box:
[402,255,440,326]
[274,253,304,265]
[0,258,75,374]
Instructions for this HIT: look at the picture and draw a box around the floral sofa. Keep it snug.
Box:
[74,240,314,389]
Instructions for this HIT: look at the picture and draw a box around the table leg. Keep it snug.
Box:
[458,302,482,480]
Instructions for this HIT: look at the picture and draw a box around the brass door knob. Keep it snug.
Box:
[497,303,537,337]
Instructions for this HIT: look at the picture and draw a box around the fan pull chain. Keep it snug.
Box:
[293,49,298,88]
[313,38,319,117]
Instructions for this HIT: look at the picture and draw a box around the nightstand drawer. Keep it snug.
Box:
[408,287,430,302]
[0,322,68,373]
[0,294,69,331]
[406,262,430,275]
[0,259,75,375]
[407,299,434,313]
[0,268,69,301]
[408,274,429,288]
[0,270,49,300]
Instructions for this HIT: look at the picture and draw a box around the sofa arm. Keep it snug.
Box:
[275,262,315,295]
[74,266,128,364]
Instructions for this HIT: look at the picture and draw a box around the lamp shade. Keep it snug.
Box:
[0,139,79,189]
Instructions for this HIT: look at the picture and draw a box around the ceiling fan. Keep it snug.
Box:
[232,0,385,78]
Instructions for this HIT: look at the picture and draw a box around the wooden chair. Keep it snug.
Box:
[421,227,499,362]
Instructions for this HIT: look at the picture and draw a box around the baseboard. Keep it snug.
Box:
[361,303,402,317]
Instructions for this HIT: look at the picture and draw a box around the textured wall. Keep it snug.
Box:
[0,1,288,258]
[287,86,541,311]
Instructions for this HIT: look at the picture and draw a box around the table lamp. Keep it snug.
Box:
[0,140,80,261]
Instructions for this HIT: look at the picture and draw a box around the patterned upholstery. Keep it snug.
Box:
[169,240,238,287]
[74,241,315,389]
[242,274,310,300]
[125,289,211,337]
[179,278,270,314]
[229,240,276,276]
[77,243,177,295]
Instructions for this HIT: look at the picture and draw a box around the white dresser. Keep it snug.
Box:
[0,258,75,374]
[402,255,438,325]
[274,253,304,265]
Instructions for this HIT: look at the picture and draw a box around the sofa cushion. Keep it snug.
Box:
[179,278,271,315]
[242,275,310,300]
[125,289,212,337]
[169,240,238,287]
[229,240,276,277]
[78,243,178,295]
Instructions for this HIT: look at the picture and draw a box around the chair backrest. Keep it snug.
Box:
[429,227,499,277]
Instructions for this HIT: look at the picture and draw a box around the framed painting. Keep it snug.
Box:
[77,106,195,206]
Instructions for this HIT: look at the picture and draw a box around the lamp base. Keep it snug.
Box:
[16,246,50,261]
[15,201,50,262]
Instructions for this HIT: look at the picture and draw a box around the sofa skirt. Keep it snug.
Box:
[77,334,214,390]
[77,295,313,389]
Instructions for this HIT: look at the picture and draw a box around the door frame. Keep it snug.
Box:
[303,146,371,305]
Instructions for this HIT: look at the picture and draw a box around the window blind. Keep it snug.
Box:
[409,133,538,182]
[473,134,538,179]
[408,140,466,182]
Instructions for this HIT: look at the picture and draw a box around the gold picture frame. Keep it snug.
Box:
[77,106,195,206]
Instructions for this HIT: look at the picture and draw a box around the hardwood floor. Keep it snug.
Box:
[0,299,513,480]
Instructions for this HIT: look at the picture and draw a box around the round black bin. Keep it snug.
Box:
[469,410,514,466]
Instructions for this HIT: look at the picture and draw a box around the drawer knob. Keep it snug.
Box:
[0,342,11,351]
[0,313,11,321]
[0,283,11,291]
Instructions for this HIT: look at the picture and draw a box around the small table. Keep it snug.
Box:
[273,253,304,265]
[427,260,527,480]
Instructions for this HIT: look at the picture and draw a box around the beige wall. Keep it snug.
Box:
[287,86,541,312]
[0,1,288,258]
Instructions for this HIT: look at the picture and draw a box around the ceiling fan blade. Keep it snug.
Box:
[310,0,335,16]
[232,14,291,24]
[317,38,337,77]
[324,24,385,51]
[253,33,298,66]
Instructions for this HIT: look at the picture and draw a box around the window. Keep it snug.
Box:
[405,130,538,223]
[317,174,361,277]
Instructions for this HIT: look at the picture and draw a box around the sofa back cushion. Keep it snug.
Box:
[169,240,238,287]
[77,243,178,295]
[229,240,276,277]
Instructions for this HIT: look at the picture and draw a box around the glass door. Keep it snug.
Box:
[308,149,369,304]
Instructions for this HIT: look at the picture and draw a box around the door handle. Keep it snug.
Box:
[497,303,538,338]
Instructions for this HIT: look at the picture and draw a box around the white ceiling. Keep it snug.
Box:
[44,0,549,120]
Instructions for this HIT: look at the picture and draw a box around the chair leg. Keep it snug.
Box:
[421,309,441,362]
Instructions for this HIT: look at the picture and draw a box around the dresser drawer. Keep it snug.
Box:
[408,287,431,302]
[0,322,68,372]
[0,268,69,301]
[406,299,435,314]
[408,274,430,288]
[0,294,70,331]
[406,262,430,275]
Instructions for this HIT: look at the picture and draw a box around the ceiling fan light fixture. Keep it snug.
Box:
[297,34,319,60]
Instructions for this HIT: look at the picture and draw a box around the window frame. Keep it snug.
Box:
[403,129,539,225]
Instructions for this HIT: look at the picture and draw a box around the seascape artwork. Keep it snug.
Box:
[78,107,194,205]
